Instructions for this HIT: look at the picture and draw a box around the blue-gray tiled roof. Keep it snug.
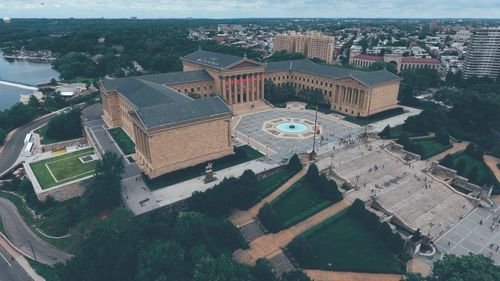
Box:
[135,96,231,129]
[265,59,400,86]
[139,70,213,85]
[101,77,191,108]
[182,50,244,69]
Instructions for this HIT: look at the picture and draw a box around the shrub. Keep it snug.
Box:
[465,143,484,160]
[315,175,343,202]
[305,164,319,183]
[258,203,282,233]
[435,130,450,146]
[287,154,303,172]
[440,154,454,168]
[469,166,479,182]
[253,259,277,281]
[288,236,315,264]
[455,159,467,175]
[379,125,392,139]
[397,132,410,147]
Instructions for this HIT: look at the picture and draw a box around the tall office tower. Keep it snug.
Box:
[463,28,500,80]
[273,31,335,64]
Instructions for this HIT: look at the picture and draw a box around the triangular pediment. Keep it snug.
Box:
[337,76,365,87]
[226,59,264,70]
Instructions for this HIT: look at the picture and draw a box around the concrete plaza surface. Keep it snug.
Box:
[235,108,362,162]
[436,207,500,264]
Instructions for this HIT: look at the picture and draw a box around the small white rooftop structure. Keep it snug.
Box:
[20,91,44,104]
[3,17,11,23]
[55,83,87,97]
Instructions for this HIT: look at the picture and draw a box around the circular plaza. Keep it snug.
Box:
[235,108,363,162]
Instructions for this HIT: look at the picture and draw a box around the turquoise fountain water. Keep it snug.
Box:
[275,122,308,133]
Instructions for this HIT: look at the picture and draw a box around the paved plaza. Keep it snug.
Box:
[235,109,362,162]
[435,207,500,264]
[315,140,475,240]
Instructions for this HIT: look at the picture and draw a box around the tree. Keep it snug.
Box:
[305,164,319,183]
[253,259,277,281]
[436,130,450,146]
[379,125,392,139]
[0,128,6,144]
[402,254,500,281]
[455,159,467,176]
[82,151,124,213]
[192,255,256,281]
[440,154,454,168]
[281,270,312,281]
[469,166,479,183]
[45,107,83,141]
[397,132,410,147]
[288,236,315,265]
[287,154,303,172]
[258,203,282,233]
[135,240,186,281]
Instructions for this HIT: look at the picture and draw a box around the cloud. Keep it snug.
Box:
[1,0,499,18]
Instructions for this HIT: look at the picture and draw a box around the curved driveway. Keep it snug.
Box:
[0,112,57,174]
[0,111,73,274]
[0,198,72,265]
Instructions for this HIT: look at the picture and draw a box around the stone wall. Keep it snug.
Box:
[430,162,492,200]
[39,137,87,153]
[35,177,90,202]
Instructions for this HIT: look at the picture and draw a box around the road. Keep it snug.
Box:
[0,198,72,265]
[0,111,67,279]
[0,112,57,174]
[0,244,32,281]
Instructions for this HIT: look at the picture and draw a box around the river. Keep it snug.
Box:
[0,53,60,110]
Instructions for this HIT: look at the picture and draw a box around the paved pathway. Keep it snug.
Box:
[427,141,469,162]
[230,168,306,227]
[484,155,500,182]
[367,105,422,132]
[304,269,403,281]
[151,158,279,212]
[234,200,351,265]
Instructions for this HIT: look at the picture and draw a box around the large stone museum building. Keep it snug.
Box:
[100,50,401,178]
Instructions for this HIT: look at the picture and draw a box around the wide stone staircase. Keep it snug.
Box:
[240,220,265,242]
[268,251,296,277]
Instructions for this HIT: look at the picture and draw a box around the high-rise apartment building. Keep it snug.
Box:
[273,31,335,64]
[463,28,500,80]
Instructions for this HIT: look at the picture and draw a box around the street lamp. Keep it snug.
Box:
[310,105,319,160]
[363,90,373,139]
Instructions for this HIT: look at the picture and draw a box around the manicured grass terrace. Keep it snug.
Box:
[343,107,405,126]
[108,127,135,155]
[145,145,264,190]
[449,151,500,194]
[248,169,297,208]
[411,137,452,159]
[271,179,331,228]
[30,147,96,189]
[299,210,407,274]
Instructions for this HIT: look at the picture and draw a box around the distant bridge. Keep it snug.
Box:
[0,80,38,91]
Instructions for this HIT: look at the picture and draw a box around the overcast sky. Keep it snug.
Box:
[1,0,500,19]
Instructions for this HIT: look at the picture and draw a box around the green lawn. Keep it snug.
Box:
[343,107,405,126]
[388,127,426,139]
[108,127,135,155]
[271,179,331,228]
[145,145,264,190]
[30,148,97,189]
[248,169,297,208]
[450,152,500,194]
[412,138,452,159]
[299,211,407,274]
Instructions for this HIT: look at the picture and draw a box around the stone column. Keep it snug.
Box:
[221,76,227,103]
[246,74,250,102]
[254,73,258,101]
[228,76,233,105]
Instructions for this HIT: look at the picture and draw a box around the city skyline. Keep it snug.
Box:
[2,0,500,19]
